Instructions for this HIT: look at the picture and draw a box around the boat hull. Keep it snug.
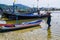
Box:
[0,20,42,32]
[4,13,47,20]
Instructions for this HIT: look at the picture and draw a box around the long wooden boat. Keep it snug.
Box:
[0,20,42,32]
[4,12,48,20]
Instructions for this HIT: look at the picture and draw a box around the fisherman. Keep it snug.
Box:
[47,11,51,28]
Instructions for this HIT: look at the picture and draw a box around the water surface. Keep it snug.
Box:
[0,11,60,40]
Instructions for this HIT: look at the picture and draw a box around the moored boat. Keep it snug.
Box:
[4,12,48,20]
[3,0,49,20]
[0,20,42,32]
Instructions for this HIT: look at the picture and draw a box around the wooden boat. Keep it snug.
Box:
[3,0,48,20]
[0,20,42,32]
[4,12,48,20]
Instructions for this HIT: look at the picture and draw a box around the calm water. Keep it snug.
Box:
[0,11,60,40]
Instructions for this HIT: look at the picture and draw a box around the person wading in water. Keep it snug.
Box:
[47,11,51,29]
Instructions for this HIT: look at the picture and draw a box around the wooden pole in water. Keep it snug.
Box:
[13,0,18,24]
[13,0,16,13]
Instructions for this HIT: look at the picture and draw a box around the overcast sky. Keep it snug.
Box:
[0,0,60,8]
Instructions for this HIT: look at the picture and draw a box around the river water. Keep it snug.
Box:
[0,11,60,40]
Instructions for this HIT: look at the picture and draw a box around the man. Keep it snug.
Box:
[47,12,51,28]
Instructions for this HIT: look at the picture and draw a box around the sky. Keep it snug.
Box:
[0,0,60,8]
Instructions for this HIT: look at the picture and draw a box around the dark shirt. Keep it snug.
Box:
[47,15,51,24]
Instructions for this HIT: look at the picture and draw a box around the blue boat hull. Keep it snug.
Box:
[4,13,47,20]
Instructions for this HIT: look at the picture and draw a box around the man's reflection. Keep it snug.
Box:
[47,28,51,40]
